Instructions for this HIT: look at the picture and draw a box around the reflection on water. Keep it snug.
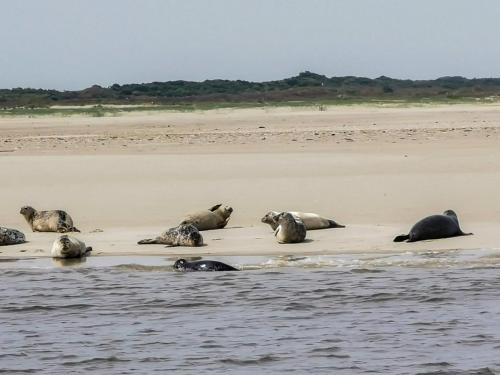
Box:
[1,249,500,374]
[51,257,88,268]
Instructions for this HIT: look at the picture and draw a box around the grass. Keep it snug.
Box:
[1,96,499,118]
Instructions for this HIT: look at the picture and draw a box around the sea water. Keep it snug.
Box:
[1,250,500,374]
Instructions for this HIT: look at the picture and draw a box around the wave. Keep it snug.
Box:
[1,303,93,313]
[61,356,130,366]
[219,354,281,365]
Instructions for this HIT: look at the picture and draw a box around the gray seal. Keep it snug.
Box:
[138,224,203,247]
[173,258,239,271]
[51,235,92,258]
[20,206,80,233]
[0,227,26,246]
[262,211,345,230]
[274,212,307,244]
[180,204,233,231]
[394,210,473,242]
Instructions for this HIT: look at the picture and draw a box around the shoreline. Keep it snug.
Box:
[2,247,500,271]
[0,222,496,259]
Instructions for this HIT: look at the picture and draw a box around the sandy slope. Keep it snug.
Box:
[0,104,499,258]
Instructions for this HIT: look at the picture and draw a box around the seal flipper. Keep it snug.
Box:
[393,234,410,242]
[84,246,92,255]
[58,223,80,233]
[209,204,222,212]
[273,226,281,237]
[458,232,473,237]
[328,220,345,228]
[137,238,159,245]
[218,217,230,229]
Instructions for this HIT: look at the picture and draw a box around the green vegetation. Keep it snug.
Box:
[1,72,500,114]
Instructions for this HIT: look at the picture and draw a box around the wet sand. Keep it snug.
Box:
[1,104,499,258]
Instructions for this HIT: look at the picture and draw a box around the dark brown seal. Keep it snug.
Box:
[394,210,472,242]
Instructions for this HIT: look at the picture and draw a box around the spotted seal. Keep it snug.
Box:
[0,227,26,246]
[274,212,307,244]
[173,258,239,271]
[138,224,203,247]
[20,206,80,233]
[262,211,345,231]
[180,204,233,231]
[51,235,92,258]
[394,210,473,242]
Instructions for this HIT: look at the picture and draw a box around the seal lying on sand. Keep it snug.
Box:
[173,258,239,271]
[138,224,203,247]
[51,235,92,258]
[20,206,80,233]
[394,210,472,242]
[262,211,345,230]
[0,227,26,246]
[274,212,307,244]
[180,204,233,231]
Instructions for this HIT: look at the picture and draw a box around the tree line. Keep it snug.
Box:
[2,71,500,107]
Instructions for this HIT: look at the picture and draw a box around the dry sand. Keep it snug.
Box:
[1,104,499,258]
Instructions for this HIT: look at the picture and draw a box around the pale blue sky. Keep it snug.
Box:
[1,0,499,89]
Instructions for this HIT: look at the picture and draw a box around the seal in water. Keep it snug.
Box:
[393,209,473,242]
[173,258,239,271]
[274,212,307,244]
[0,227,26,246]
[262,211,345,230]
[137,224,203,247]
[20,206,80,233]
[180,204,233,231]
[51,235,92,258]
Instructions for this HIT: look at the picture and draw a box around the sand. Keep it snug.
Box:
[1,103,499,258]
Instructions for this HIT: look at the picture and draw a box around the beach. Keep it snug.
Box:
[1,103,500,258]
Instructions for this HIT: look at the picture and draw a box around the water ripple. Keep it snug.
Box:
[1,260,500,374]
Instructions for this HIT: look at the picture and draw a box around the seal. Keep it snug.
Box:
[138,224,203,247]
[173,258,239,271]
[180,204,233,231]
[0,227,26,246]
[51,235,92,258]
[262,211,345,231]
[394,210,473,242]
[274,212,307,244]
[20,206,80,233]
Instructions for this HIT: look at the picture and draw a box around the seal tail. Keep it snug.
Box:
[137,238,158,245]
[328,220,345,228]
[71,227,81,233]
[459,232,473,237]
[393,234,410,242]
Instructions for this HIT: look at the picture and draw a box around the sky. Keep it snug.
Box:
[1,0,500,90]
